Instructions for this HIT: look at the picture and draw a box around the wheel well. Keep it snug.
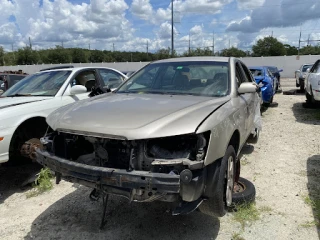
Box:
[228,130,240,155]
[9,117,48,157]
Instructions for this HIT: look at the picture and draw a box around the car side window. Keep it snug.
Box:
[235,62,245,88]
[71,70,97,92]
[240,63,253,82]
[311,61,320,73]
[99,69,124,89]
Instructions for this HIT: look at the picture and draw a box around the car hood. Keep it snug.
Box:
[47,93,230,140]
[0,96,53,110]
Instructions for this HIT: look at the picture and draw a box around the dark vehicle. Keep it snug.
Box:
[0,73,28,92]
[266,66,283,90]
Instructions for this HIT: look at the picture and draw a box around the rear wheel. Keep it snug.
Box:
[299,80,304,92]
[198,145,236,217]
[306,87,316,104]
[232,177,256,205]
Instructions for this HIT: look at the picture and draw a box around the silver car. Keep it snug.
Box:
[295,63,314,91]
[36,57,261,218]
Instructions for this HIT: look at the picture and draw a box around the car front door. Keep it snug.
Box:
[97,69,126,91]
[306,60,320,93]
[61,68,101,104]
[237,61,256,139]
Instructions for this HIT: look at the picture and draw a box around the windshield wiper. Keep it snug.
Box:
[6,93,32,97]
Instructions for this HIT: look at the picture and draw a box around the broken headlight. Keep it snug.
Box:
[146,132,210,161]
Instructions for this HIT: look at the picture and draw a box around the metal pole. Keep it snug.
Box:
[171,0,174,57]
[188,33,191,55]
[212,31,215,56]
[298,31,301,56]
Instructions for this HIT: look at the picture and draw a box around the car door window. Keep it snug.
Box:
[240,63,253,82]
[99,69,124,89]
[311,61,320,73]
[71,70,97,92]
[235,62,245,88]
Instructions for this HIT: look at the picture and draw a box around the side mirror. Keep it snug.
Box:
[70,85,87,95]
[238,82,258,94]
[306,68,310,73]
[278,69,283,72]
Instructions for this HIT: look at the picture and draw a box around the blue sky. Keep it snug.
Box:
[0,0,319,53]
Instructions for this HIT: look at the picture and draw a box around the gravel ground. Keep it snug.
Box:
[0,78,319,240]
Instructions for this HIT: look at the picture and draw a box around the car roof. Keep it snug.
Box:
[39,66,124,74]
[152,56,231,63]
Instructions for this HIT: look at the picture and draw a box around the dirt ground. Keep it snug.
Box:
[0,78,319,240]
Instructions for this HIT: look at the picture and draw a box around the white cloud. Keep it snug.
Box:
[227,0,320,33]
[236,0,265,10]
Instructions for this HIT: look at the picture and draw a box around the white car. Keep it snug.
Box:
[305,59,320,104]
[0,66,128,163]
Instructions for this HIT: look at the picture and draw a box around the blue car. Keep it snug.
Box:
[249,66,276,106]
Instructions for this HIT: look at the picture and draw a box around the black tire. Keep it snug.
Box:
[296,80,300,87]
[306,90,312,103]
[247,129,259,144]
[232,177,256,205]
[262,102,270,107]
[299,80,304,92]
[198,145,236,217]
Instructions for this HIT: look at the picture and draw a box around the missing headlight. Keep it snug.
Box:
[147,132,210,160]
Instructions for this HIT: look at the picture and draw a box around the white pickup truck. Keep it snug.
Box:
[0,66,127,164]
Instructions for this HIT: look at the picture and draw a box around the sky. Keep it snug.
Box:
[0,0,320,53]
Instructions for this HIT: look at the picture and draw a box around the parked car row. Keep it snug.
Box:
[0,57,260,219]
[295,59,320,104]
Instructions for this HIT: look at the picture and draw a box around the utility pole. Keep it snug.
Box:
[298,30,301,56]
[188,32,191,55]
[229,39,231,49]
[29,37,32,49]
[212,31,215,56]
[307,34,310,46]
[147,41,149,58]
[89,43,91,50]
[171,0,174,57]
[271,31,273,37]
[61,41,64,48]
[113,43,115,52]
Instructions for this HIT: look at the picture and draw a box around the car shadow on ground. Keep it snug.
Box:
[306,155,320,236]
[24,186,220,240]
[292,102,320,124]
[0,162,42,204]
[282,89,305,95]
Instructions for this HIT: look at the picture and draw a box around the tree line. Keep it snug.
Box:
[0,37,319,66]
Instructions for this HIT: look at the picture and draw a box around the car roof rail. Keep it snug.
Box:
[40,65,74,71]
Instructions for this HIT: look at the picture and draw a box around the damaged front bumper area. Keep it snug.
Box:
[36,131,210,204]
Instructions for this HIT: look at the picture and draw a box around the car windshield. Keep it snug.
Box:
[117,61,229,97]
[2,71,71,97]
[250,69,263,77]
[302,65,313,72]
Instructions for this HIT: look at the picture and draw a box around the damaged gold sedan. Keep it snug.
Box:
[36,57,261,223]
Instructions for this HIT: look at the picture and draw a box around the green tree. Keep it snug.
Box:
[154,48,171,60]
[299,45,320,55]
[220,47,247,57]
[89,50,106,62]
[71,48,88,63]
[0,46,5,66]
[284,44,298,55]
[252,37,286,56]
[16,46,40,65]
[47,46,72,63]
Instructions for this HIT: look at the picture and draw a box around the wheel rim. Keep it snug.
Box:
[226,156,234,206]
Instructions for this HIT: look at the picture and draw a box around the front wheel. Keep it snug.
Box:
[198,145,236,217]
[299,80,304,92]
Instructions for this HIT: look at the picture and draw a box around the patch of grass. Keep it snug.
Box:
[232,203,260,229]
[300,221,319,228]
[259,206,272,212]
[303,195,320,223]
[26,168,53,198]
[232,232,245,240]
[241,158,250,166]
